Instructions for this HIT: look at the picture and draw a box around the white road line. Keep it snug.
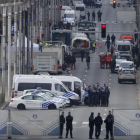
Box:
[85,75,86,76]
[110,75,111,76]
[109,87,111,89]
[71,109,73,110]
[109,79,111,80]
[109,83,111,84]
[104,114,106,115]
[72,122,77,124]
[82,122,89,124]
[83,79,85,80]
[105,109,107,111]
[86,71,87,72]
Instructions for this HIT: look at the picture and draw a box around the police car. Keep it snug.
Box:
[118,67,137,84]
[115,57,127,73]
[23,88,70,107]
[9,92,65,110]
[118,61,135,73]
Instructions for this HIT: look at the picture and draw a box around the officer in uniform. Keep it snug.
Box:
[88,86,93,106]
[92,41,96,53]
[101,86,106,106]
[89,112,95,139]
[96,86,101,106]
[60,112,65,138]
[92,86,97,106]
[105,86,110,107]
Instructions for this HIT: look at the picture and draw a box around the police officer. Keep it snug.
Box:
[71,54,76,70]
[107,34,110,41]
[111,58,116,73]
[87,11,90,21]
[66,112,73,138]
[59,112,65,138]
[86,53,90,69]
[92,86,97,106]
[97,10,102,22]
[88,86,93,106]
[104,111,114,139]
[92,41,96,52]
[111,34,116,46]
[105,40,111,52]
[89,112,95,139]
[92,10,95,21]
[96,86,101,106]
[74,85,81,100]
[101,86,106,107]
[94,113,103,139]
[80,48,85,62]
[105,86,110,107]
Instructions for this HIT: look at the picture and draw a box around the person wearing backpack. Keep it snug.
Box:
[104,111,114,139]
[94,113,103,139]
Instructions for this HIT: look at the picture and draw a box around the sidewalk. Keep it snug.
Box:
[137,69,140,108]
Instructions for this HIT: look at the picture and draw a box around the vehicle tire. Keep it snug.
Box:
[48,104,56,110]
[17,104,25,110]
[84,97,88,105]
[133,80,136,84]
[70,99,73,106]
[118,79,121,84]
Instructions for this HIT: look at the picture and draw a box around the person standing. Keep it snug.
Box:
[107,34,110,41]
[134,29,138,42]
[95,113,103,139]
[92,41,96,52]
[92,10,95,21]
[71,54,76,70]
[86,54,90,69]
[111,34,116,46]
[74,85,81,100]
[89,112,95,139]
[97,10,102,22]
[80,48,85,62]
[60,112,65,138]
[104,111,114,139]
[88,86,93,106]
[66,112,73,138]
[87,11,90,21]
[105,86,110,107]
[105,40,111,52]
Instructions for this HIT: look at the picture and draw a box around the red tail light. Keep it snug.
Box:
[133,71,135,75]
[10,100,13,102]
[120,71,123,75]
[15,91,17,93]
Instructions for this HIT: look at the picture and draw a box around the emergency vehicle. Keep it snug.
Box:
[120,34,134,44]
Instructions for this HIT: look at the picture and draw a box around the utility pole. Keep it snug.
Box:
[22,5,25,74]
[19,4,22,74]
[31,0,34,71]
[1,6,6,103]
[8,6,11,97]
[14,4,18,75]
[38,0,40,40]
[35,0,38,43]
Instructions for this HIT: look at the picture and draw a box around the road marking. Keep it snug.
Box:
[104,114,106,115]
[109,87,111,89]
[71,109,73,110]
[109,83,111,84]
[103,118,105,121]
[86,71,87,72]
[82,122,89,124]
[85,75,86,76]
[109,79,111,80]
[72,122,77,124]
[110,75,111,76]
[105,109,107,111]
[83,79,85,80]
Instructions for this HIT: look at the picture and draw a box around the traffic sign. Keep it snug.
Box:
[11,25,14,34]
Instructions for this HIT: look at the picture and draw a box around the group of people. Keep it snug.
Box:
[87,10,102,22]
[87,83,110,107]
[83,0,97,8]
[59,111,114,140]
[89,111,114,139]
[105,34,116,52]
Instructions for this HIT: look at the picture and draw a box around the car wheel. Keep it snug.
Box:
[133,80,136,84]
[118,79,121,84]
[84,97,88,105]
[17,104,25,110]
[48,104,56,110]
[70,99,73,106]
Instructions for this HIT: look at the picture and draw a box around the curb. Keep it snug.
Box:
[0,101,10,110]
[137,70,140,109]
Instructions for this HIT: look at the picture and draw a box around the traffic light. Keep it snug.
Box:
[48,20,52,26]
[37,37,40,44]
[113,0,116,8]
[60,4,62,9]
[101,24,106,38]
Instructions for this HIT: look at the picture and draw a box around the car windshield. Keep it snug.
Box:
[118,45,130,51]
[76,7,84,11]
[123,70,133,74]
[78,22,95,27]
[64,14,74,18]
[120,62,133,67]
[116,60,125,64]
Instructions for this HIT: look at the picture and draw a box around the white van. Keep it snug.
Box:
[115,40,133,55]
[75,3,86,19]
[47,75,87,103]
[61,6,72,10]
[14,76,80,105]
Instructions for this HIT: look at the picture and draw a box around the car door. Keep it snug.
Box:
[21,95,34,109]
[33,95,46,109]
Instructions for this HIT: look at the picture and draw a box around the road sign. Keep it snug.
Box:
[11,25,14,34]
[51,55,55,59]
[33,55,37,59]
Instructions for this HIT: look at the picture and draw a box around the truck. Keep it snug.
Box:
[32,52,59,74]
[71,33,90,56]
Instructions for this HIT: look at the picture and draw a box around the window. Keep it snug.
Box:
[22,95,33,100]
[33,96,44,101]
[55,84,67,93]
[120,62,133,67]
[74,82,81,89]
[123,70,133,74]
[118,45,130,51]
[76,7,84,11]
[64,14,74,18]
[62,82,72,89]
[18,83,52,91]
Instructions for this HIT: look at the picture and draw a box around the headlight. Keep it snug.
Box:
[74,94,79,99]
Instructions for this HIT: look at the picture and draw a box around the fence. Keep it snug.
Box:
[0,110,60,139]
[113,109,140,136]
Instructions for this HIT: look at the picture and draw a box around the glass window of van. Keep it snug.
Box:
[76,7,84,11]
[62,82,72,91]
[74,82,81,89]
[118,45,130,51]
[64,14,74,18]
[55,84,67,93]
[18,83,52,91]
[22,95,33,100]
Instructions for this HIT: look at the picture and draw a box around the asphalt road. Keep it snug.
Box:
[2,0,140,140]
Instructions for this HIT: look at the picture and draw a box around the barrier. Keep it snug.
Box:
[0,110,60,139]
[113,109,140,136]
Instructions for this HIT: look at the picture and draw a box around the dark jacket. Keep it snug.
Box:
[66,55,72,64]
[97,11,102,17]
[89,115,95,127]
[81,50,85,57]
[105,89,110,95]
[74,88,81,97]
[104,114,114,128]
[71,55,76,63]
[86,56,90,62]
[94,116,103,126]
[60,115,65,124]
[111,35,116,41]
[107,35,110,41]
[92,11,95,17]
[66,115,73,126]
[105,40,111,47]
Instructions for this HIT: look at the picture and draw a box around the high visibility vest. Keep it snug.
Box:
[39,42,42,46]
[92,42,96,47]
[45,43,52,46]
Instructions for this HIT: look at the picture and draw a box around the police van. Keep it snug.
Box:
[13,76,80,106]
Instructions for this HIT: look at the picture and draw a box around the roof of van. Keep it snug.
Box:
[116,40,131,44]
[64,10,75,14]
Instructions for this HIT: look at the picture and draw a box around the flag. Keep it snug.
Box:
[98,41,101,48]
